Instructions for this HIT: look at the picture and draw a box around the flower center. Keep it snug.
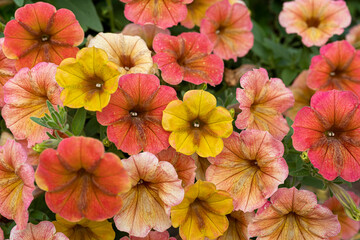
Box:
[326,131,335,137]
[95,83,102,88]
[41,34,50,42]
[193,119,200,128]
[120,55,135,71]
[306,17,320,28]
[130,111,138,117]
[215,25,226,35]
[137,179,144,184]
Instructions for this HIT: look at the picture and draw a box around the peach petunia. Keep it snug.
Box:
[10,221,68,240]
[0,140,35,230]
[120,0,193,29]
[120,231,176,240]
[171,180,234,240]
[0,38,16,107]
[162,90,233,157]
[153,32,224,86]
[292,90,360,182]
[346,24,360,48]
[122,24,170,50]
[114,152,184,237]
[2,62,62,147]
[206,130,288,212]
[88,33,154,74]
[97,73,177,155]
[35,136,130,222]
[193,154,211,181]
[200,0,253,61]
[324,192,360,240]
[181,0,220,28]
[53,214,115,240]
[3,2,83,70]
[56,47,121,112]
[279,0,351,47]
[285,70,315,121]
[307,40,360,98]
[156,147,196,187]
[235,68,294,140]
[248,187,341,240]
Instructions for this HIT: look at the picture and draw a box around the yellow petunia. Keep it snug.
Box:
[56,47,123,112]
[162,90,233,158]
[171,180,234,240]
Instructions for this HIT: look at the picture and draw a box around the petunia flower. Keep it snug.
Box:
[307,40,360,98]
[114,152,184,237]
[279,0,351,47]
[120,231,176,240]
[0,38,16,107]
[2,62,62,147]
[285,70,315,121]
[292,90,360,182]
[162,90,233,157]
[235,68,294,140]
[53,214,115,240]
[88,33,154,74]
[153,32,224,86]
[206,130,288,212]
[0,228,3,240]
[120,0,193,29]
[10,221,68,240]
[122,24,170,50]
[3,2,83,70]
[324,192,360,240]
[181,0,220,28]
[346,24,360,48]
[56,47,121,112]
[193,154,211,181]
[0,140,35,230]
[156,147,196,187]
[248,187,341,240]
[35,136,130,222]
[171,180,234,240]
[97,73,177,155]
[200,0,253,61]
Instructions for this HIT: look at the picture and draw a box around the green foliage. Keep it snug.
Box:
[71,108,87,136]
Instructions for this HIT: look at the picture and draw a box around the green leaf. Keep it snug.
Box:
[302,176,324,189]
[289,168,309,177]
[281,68,298,86]
[13,0,24,6]
[30,117,49,128]
[71,108,87,136]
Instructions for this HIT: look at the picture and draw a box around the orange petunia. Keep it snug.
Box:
[2,62,62,147]
[3,2,84,70]
[171,180,234,240]
[35,136,130,222]
[10,221,68,240]
[0,38,16,107]
[114,152,184,237]
[207,130,288,212]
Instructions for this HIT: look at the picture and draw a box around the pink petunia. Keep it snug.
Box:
[153,32,224,86]
[292,90,360,182]
[307,40,360,98]
[10,221,68,240]
[200,0,253,61]
[97,73,177,155]
[0,38,16,107]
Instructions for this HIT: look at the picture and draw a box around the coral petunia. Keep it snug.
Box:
[2,62,62,147]
[162,90,233,157]
[35,136,130,222]
[114,152,184,237]
[171,180,234,240]
[122,24,170,50]
[285,70,315,121]
[0,38,16,107]
[279,0,351,47]
[0,140,35,230]
[235,68,294,140]
[215,210,254,240]
[120,231,176,240]
[97,73,177,155]
[200,0,253,61]
[307,40,360,98]
[324,192,360,240]
[248,187,341,240]
[3,2,84,70]
[346,24,360,48]
[56,47,121,112]
[292,90,360,182]
[120,0,193,29]
[206,130,288,212]
[10,221,68,240]
[153,32,224,86]
[156,147,196,187]
[53,214,115,240]
[181,0,220,28]
[88,33,154,74]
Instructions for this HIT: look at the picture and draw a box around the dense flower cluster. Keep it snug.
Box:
[0,0,359,239]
